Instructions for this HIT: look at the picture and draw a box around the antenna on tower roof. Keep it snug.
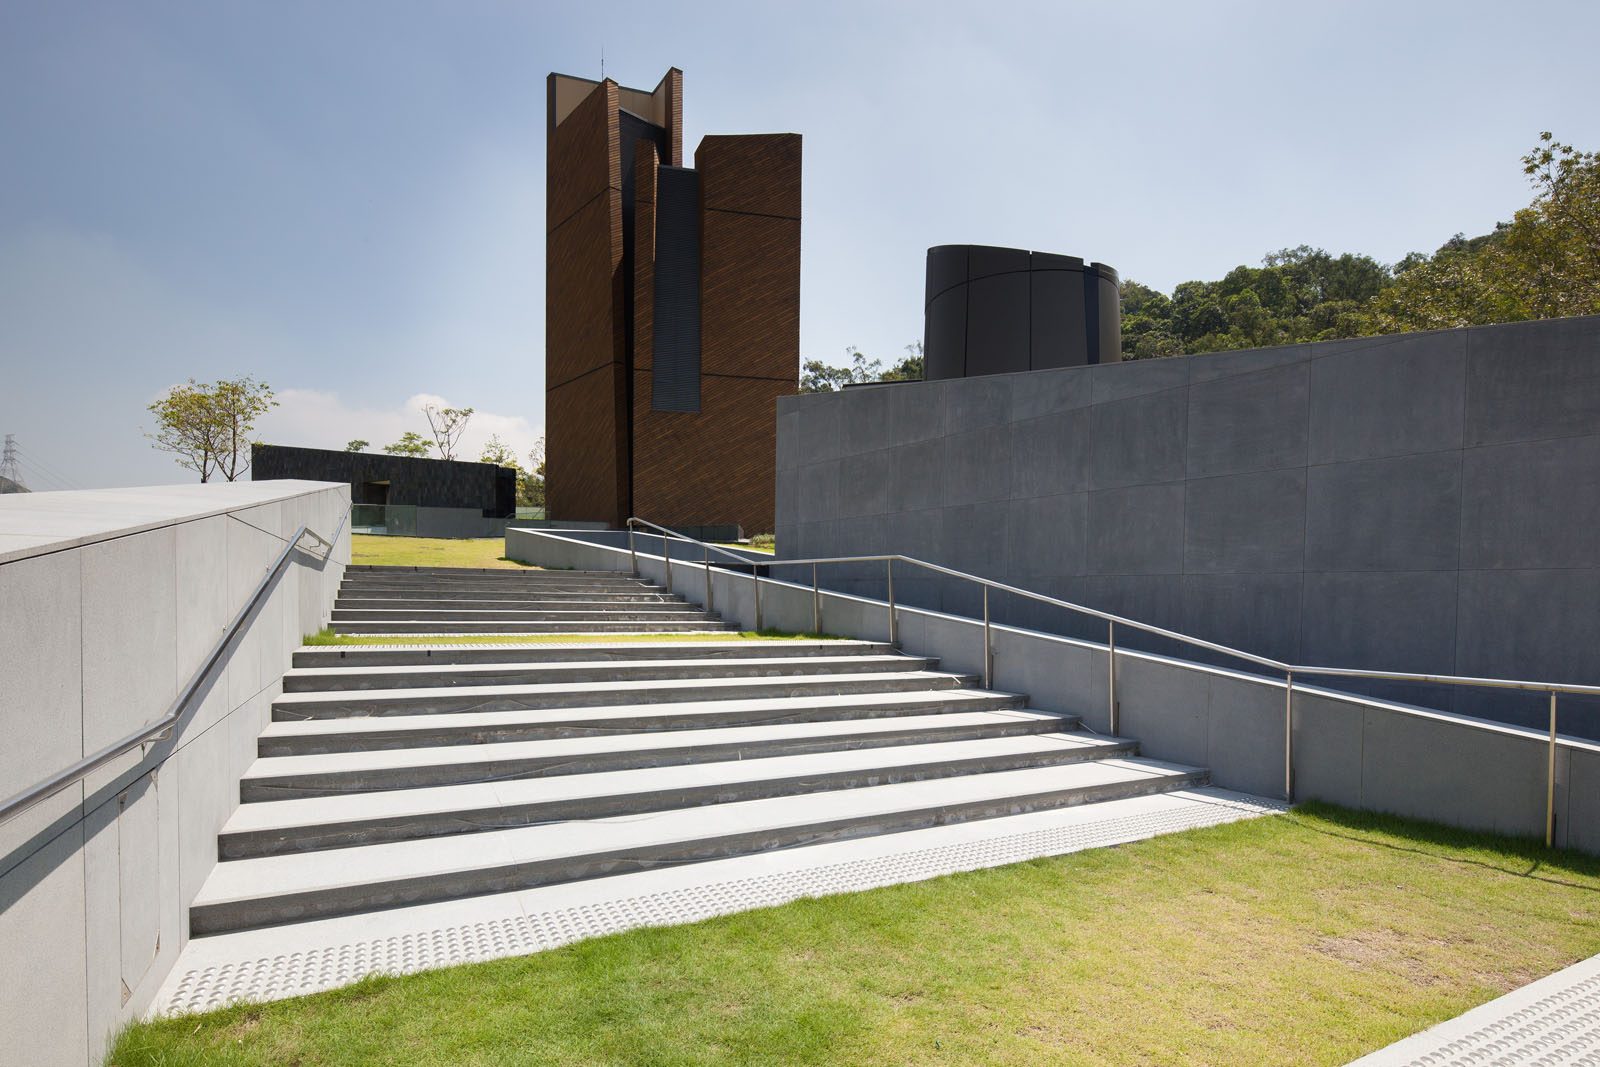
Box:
[601,47,604,81]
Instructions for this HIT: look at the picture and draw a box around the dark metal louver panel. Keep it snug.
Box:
[652,166,702,412]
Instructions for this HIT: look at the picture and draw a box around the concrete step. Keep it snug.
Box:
[346,566,630,579]
[331,606,712,622]
[257,688,1031,757]
[191,757,1207,934]
[290,640,894,669]
[271,670,986,720]
[220,732,1137,858]
[281,654,936,693]
[336,589,686,603]
[246,707,1062,797]
[339,579,663,596]
[330,620,734,635]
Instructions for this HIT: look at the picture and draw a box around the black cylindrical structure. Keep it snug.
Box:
[924,245,1120,380]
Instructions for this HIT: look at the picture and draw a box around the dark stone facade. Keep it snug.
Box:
[252,444,516,516]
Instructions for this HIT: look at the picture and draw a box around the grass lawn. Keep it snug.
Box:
[351,534,537,570]
[111,804,1600,1066]
[302,629,844,646]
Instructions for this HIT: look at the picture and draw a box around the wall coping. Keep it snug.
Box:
[0,480,349,566]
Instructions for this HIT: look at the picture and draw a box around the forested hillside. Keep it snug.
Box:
[1120,133,1600,359]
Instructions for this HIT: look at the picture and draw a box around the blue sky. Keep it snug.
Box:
[3,0,1597,490]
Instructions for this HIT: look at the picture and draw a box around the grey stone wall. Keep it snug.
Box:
[775,315,1600,737]
[0,481,349,1066]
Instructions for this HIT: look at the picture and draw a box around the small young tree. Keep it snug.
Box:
[345,439,369,452]
[146,376,277,482]
[424,404,474,460]
[478,434,519,468]
[383,431,432,457]
[520,437,546,508]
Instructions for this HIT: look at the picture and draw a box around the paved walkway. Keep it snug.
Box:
[1346,953,1600,1066]
[153,786,1281,1015]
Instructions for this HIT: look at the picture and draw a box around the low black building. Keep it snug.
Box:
[253,444,516,528]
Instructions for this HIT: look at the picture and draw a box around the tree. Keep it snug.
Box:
[479,434,518,468]
[345,439,369,452]
[519,437,546,508]
[146,376,277,483]
[799,343,923,392]
[424,404,474,460]
[383,431,431,457]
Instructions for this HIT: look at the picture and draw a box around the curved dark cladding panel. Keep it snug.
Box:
[924,244,1120,379]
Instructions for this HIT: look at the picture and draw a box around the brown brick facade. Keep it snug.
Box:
[547,68,799,534]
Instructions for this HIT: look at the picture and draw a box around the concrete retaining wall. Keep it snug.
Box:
[505,527,1598,855]
[773,315,1600,738]
[0,481,350,1067]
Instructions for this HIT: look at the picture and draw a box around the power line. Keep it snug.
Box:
[10,442,88,492]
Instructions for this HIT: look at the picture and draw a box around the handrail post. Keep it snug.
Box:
[752,564,762,632]
[1284,670,1294,802]
[663,535,672,595]
[703,544,714,615]
[1108,621,1117,736]
[982,585,992,690]
[812,563,820,635]
[628,521,637,577]
[887,558,897,646]
[1547,690,1558,848]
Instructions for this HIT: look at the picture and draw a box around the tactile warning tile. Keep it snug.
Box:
[1346,957,1600,1066]
[158,792,1281,1015]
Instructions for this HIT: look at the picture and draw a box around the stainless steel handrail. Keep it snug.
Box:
[625,518,1593,845]
[0,503,349,828]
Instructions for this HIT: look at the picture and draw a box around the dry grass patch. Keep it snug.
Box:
[351,534,538,570]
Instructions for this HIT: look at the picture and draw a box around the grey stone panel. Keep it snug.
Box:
[1205,672,1287,798]
[888,379,948,444]
[991,629,1107,724]
[1187,342,1308,385]
[1464,314,1600,446]
[837,449,892,519]
[794,395,842,464]
[1460,435,1600,570]
[796,460,841,522]
[1084,574,1186,635]
[1308,330,1467,463]
[773,523,797,557]
[1184,468,1306,575]
[1089,351,1189,405]
[965,274,1032,376]
[81,527,178,754]
[1005,493,1088,579]
[924,290,967,380]
[1009,408,1091,498]
[1115,654,1210,769]
[1182,572,1303,665]
[998,576,1091,638]
[116,775,162,1000]
[1359,706,1549,838]
[943,373,1012,432]
[0,824,89,1067]
[886,438,944,513]
[1089,389,1187,490]
[888,506,943,567]
[1301,570,1459,675]
[1304,452,1462,573]
[773,469,798,530]
[1086,483,1186,575]
[1569,748,1600,854]
[775,409,799,471]
[838,383,893,457]
[1289,690,1365,808]
[1456,569,1600,685]
[1010,364,1091,422]
[831,515,890,586]
[943,425,1013,507]
[0,551,84,865]
[940,503,1008,579]
[1185,362,1308,478]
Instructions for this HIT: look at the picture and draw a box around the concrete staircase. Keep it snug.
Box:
[329,564,731,635]
[189,630,1212,937]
